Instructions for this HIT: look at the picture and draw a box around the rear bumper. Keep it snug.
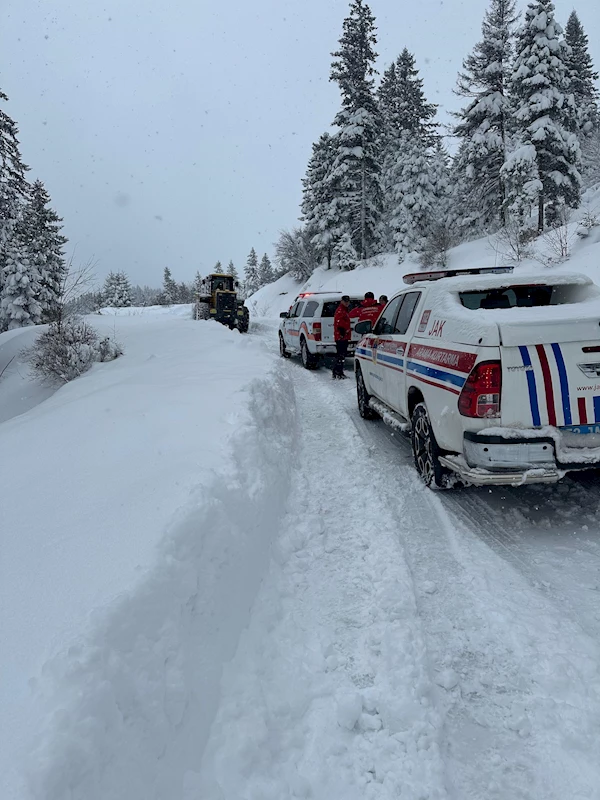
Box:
[440,455,563,487]
[450,429,600,485]
[315,343,356,356]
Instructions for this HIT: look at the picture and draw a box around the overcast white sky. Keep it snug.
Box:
[1,0,598,285]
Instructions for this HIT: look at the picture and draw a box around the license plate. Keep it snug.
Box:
[560,424,600,435]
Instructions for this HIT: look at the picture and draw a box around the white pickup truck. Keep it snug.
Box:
[279,292,364,369]
[354,266,600,488]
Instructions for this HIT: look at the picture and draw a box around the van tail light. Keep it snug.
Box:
[458,361,502,419]
[312,322,322,342]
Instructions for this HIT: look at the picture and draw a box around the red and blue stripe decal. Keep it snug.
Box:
[520,343,600,428]
[519,346,541,426]
[550,343,572,425]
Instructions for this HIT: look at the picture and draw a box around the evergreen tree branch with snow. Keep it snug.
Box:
[504,0,581,231]
[328,0,383,263]
[0,226,42,331]
[453,0,518,233]
[244,247,260,296]
[18,179,68,323]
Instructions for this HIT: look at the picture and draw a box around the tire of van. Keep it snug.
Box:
[300,337,319,370]
[279,333,291,358]
[411,403,453,489]
[356,365,377,419]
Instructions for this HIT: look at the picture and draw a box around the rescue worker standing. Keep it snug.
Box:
[350,292,378,323]
[332,295,352,379]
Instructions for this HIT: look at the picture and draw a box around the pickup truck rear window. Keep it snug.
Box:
[459,285,559,310]
[322,299,362,317]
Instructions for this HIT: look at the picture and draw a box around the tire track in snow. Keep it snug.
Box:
[332,376,600,800]
[197,369,449,799]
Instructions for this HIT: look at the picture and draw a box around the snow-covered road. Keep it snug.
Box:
[4,314,600,799]
[200,323,600,800]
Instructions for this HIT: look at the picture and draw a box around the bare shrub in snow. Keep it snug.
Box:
[531,206,578,267]
[274,228,320,281]
[576,205,600,238]
[489,218,534,264]
[24,319,123,384]
[419,222,453,269]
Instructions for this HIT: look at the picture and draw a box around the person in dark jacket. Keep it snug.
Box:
[332,295,352,379]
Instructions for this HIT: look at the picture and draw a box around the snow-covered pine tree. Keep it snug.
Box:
[179,282,192,303]
[19,179,68,323]
[453,0,518,232]
[161,266,178,304]
[301,132,340,268]
[582,131,600,190]
[0,229,42,331]
[564,11,599,137]
[329,0,382,262]
[192,270,203,298]
[0,89,30,296]
[114,272,132,307]
[506,0,580,230]
[378,50,438,250]
[333,232,358,270]
[389,134,450,260]
[259,253,274,286]
[379,49,438,146]
[102,271,132,307]
[227,260,238,279]
[244,247,260,295]
[214,260,223,272]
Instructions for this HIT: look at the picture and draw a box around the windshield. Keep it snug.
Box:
[212,277,234,292]
[322,299,362,317]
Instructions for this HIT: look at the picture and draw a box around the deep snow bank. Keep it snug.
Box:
[0,316,297,799]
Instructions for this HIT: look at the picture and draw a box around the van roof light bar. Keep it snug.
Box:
[403,266,515,285]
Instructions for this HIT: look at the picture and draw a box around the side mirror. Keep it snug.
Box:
[280,311,289,319]
[354,320,373,335]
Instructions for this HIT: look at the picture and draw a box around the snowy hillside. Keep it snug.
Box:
[247,184,600,319]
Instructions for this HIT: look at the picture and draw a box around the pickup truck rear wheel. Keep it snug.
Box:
[279,333,291,358]
[356,365,377,419]
[300,337,319,370]
[411,403,452,489]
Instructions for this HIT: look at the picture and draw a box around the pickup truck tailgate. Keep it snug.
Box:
[501,336,600,432]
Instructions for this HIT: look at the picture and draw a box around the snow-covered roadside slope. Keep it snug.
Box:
[0,315,297,800]
[247,183,600,319]
[0,325,55,423]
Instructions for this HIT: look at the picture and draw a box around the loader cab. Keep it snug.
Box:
[209,274,235,294]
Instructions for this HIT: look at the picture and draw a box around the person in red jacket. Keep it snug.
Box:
[332,295,352,379]
[350,292,384,326]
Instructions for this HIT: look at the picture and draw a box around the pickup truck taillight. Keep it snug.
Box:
[458,361,501,418]
[312,322,322,342]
